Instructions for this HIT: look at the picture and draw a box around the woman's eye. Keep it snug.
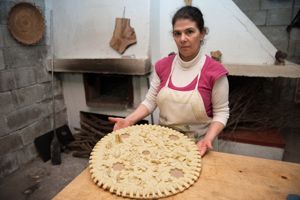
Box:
[173,31,181,37]
[186,30,194,35]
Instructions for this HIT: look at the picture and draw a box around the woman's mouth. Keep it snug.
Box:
[181,46,189,49]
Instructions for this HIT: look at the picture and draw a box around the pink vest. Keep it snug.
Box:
[155,54,228,117]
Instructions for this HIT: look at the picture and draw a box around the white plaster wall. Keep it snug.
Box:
[149,0,161,64]
[48,0,277,64]
[52,0,150,59]
[157,0,277,65]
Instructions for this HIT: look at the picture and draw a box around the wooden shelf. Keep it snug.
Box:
[224,63,300,78]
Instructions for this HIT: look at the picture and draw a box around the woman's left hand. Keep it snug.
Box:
[196,139,213,156]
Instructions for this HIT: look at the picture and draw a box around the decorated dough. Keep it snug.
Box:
[89,124,201,199]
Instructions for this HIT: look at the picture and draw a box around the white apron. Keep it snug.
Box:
[156,61,218,148]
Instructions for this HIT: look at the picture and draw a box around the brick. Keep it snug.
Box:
[11,85,43,109]
[1,24,23,47]
[54,109,68,128]
[266,8,293,26]
[288,56,300,64]
[36,65,52,83]
[272,39,289,52]
[47,95,66,114]
[292,6,300,18]
[290,28,300,41]
[288,40,296,57]
[0,70,16,92]
[0,91,14,114]
[259,26,289,43]
[6,103,49,131]
[16,143,38,165]
[0,132,23,156]
[14,67,37,88]
[232,0,260,10]
[0,151,19,179]
[3,46,47,69]
[0,1,15,25]
[295,41,300,57]
[0,116,10,137]
[20,116,52,145]
[258,25,290,52]
[0,25,4,48]
[39,81,62,100]
[13,0,35,3]
[261,0,293,9]
[0,49,5,70]
[244,10,267,26]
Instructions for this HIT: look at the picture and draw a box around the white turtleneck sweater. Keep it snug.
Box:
[142,50,229,126]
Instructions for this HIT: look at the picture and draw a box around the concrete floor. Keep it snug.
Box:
[0,152,88,200]
[0,128,299,200]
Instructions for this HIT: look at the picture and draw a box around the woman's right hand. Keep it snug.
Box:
[108,117,131,131]
[196,138,213,157]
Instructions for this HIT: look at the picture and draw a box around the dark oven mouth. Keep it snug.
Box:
[83,73,134,109]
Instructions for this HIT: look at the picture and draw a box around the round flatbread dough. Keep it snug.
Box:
[89,124,201,199]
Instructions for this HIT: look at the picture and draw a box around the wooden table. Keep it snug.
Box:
[53,151,300,200]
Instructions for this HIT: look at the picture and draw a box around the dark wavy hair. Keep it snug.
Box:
[172,6,206,33]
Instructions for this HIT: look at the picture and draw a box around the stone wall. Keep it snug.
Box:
[233,0,300,64]
[0,0,67,178]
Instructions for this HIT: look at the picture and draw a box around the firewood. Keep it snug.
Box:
[81,115,113,133]
[72,151,90,158]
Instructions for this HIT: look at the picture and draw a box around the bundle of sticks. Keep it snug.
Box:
[225,78,288,133]
[68,113,114,158]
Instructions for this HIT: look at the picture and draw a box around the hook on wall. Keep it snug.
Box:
[184,0,192,6]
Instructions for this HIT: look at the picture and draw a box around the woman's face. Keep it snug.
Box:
[173,19,205,61]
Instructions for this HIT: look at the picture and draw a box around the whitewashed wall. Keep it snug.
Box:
[49,0,277,63]
[52,0,150,58]
[157,0,277,65]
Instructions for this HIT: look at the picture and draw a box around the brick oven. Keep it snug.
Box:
[52,58,153,130]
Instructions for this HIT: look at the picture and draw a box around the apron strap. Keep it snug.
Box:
[165,57,176,88]
[194,70,201,90]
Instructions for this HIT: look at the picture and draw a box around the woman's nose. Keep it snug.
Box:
[180,33,187,42]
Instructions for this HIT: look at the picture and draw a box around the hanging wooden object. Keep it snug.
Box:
[8,2,45,45]
[184,0,193,6]
[109,18,137,54]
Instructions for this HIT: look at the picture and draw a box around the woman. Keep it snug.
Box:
[109,5,229,156]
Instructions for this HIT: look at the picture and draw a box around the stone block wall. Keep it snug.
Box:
[233,0,300,64]
[0,0,67,178]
